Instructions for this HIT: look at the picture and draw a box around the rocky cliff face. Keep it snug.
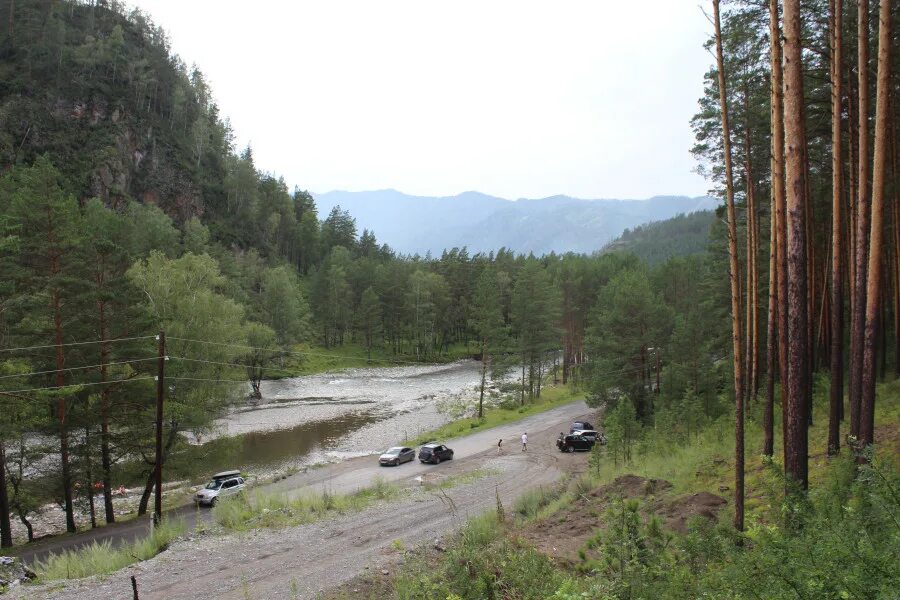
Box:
[1,2,213,223]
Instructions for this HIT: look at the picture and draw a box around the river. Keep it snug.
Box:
[184,359,489,478]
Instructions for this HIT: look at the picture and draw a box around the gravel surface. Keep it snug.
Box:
[11,404,593,600]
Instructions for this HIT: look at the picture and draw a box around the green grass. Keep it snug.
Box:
[212,477,399,531]
[407,384,585,446]
[34,518,185,581]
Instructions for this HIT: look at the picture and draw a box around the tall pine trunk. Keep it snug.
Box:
[849,0,870,439]
[713,0,745,532]
[891,106,900,377]
[744,117,760,404]
[767,0,788,458]
[828,0,845,456]
[859,0,893,453]
[765,206,778,456]
[783,0,810,491]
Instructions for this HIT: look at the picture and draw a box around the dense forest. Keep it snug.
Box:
[0,6,897,598]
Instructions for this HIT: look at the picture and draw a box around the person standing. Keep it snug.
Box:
[497,438,503,454]
[521,432,528,452]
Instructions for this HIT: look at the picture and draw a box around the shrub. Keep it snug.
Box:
[36,518,185,581]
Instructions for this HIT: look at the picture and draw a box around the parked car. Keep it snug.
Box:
[379,446,415,466]
[573,429,604,444]
[557,433,594,453]
[194,470,245,507]
[570,421,595,433]
[418,443,454,464]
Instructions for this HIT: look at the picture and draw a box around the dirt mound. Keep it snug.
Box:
[658,491,727,533]
[520,475,673,564]
[591,474,673,499]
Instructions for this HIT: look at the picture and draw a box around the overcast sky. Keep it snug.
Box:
[129,1,713,200]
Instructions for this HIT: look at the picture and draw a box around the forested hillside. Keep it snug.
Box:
[602,210,715,265]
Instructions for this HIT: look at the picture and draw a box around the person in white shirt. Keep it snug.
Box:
[521,432,528,452]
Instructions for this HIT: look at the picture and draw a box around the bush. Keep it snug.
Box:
[514,485,559,519]
[213,479,398,531]
[36,518,185,581]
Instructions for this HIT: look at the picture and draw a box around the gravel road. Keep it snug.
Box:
[11,401,594,600]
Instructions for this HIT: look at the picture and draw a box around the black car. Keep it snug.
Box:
[418,443,454,464]
[379,446,415,466]
[557,433,594,453]
[570,421,595,434]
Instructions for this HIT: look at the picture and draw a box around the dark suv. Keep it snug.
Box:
[570,421,595,433]
[418,443,454,464]
[557,433,594,453]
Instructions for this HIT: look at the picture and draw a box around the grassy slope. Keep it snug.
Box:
[588,378,899,525]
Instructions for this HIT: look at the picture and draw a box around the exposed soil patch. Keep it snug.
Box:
[520,475,723,564]
[657,491,727,534]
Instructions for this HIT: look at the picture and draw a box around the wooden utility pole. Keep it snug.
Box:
[828,0,844,455]
[859,0,893,453]
[713,0,745,532]
[783,0,810,490]
[154,331,165,524]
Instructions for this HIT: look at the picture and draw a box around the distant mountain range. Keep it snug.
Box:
[313,189,718,256]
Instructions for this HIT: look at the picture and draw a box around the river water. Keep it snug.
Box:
[187,360,488,478]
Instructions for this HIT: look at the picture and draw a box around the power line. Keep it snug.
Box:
[0,335,156,354]
[0,357,159,380]
[0,376,157,396]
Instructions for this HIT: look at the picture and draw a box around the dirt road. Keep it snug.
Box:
[12,401,594,599]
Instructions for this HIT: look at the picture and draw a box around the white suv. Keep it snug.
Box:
[194,470,245,507]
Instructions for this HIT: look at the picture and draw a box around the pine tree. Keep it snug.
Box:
[471,269,505,418]
[8,156,84,533]
[713,0,746,530]
[782,0,810,491]
[828,0,845,456]
[356,286,383,359]
[859,0,893,454]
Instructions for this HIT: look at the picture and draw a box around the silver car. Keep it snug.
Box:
[379,446,415,466]
[574,430,606,445]
[194,470,245,507]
